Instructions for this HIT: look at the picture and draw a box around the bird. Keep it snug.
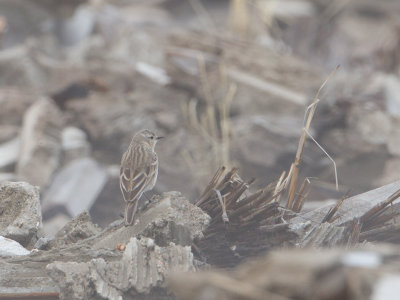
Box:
[120,129,163,226]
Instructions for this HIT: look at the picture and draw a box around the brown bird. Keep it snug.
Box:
[120,129,162,226]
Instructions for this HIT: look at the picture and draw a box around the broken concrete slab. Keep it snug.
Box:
[17,98,64,187]
[47,237,193,300]
[41,157,108,218]
[0,189,207,299]
[0,181,42,248]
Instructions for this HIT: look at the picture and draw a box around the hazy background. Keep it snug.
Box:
[0,0,399,234]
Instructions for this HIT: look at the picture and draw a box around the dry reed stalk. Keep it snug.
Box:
[286,66,339,209]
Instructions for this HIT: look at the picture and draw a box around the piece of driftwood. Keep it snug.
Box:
[195,167,400,267]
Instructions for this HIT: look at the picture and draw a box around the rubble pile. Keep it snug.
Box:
[0,185,209,299]
[0,0,400,299]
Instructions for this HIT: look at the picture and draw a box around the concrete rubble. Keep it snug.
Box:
[0,182,210,299]
[0,181,42,248]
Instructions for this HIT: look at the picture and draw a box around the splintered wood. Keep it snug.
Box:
[195,167,294,267]
[195,167,400,267]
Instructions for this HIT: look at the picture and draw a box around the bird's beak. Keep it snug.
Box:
[156,136,164,140]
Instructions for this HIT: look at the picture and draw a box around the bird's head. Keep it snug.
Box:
[134,129,163,149]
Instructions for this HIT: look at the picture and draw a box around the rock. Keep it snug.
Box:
[61,126,90,164]
[92,191,210,250]
[49,211,101,249]
[0,181,42,247]
[17,98,64,187]
[41,157,108,218]
[47,237,194,300]
[0,236,30,257]
[0,137,19,171]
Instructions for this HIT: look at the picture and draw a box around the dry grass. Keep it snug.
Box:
[181,56,237,190]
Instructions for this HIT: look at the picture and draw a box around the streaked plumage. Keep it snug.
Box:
[120,129,162,226]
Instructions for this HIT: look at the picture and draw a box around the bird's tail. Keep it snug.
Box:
[124,200,139,226]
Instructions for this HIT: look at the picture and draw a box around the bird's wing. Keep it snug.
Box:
[120,162,157,203]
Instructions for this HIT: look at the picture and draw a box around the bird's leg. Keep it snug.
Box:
[124,202,134,226]
[128,199,140,226]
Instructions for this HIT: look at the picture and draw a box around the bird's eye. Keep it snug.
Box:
[150,136,154,140]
